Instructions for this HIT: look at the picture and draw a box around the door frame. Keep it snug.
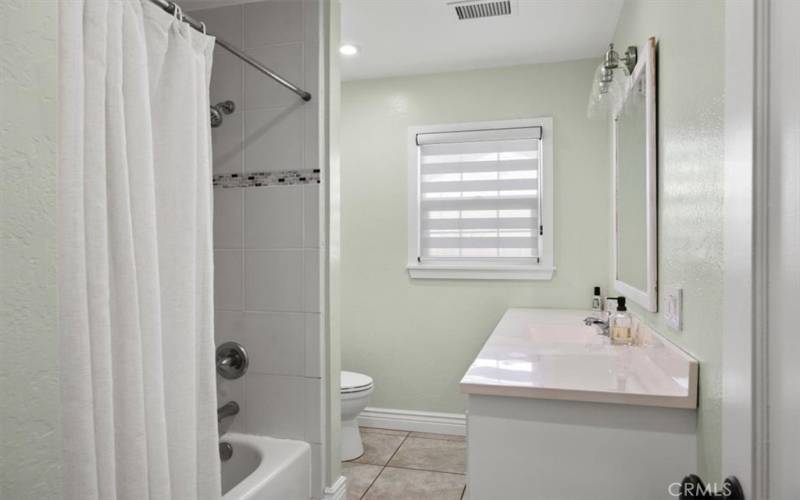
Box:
[722,0,770,497]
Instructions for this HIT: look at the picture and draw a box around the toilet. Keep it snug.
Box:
[340,371,374,461]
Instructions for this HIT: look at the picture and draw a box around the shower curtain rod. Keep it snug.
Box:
[147,0,312,102]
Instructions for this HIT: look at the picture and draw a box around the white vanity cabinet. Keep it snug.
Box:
[461,309,698,500]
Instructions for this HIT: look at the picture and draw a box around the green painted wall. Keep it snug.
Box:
[340,60,610,414]
[611,0,726,481]
[0,1,61,498]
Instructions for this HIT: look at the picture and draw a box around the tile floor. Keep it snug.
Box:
[342,427,468,500]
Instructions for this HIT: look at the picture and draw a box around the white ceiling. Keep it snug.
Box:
[341,0,624,81]
[179,0,624,81]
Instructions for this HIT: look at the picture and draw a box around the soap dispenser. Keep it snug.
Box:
[610,296,633,345]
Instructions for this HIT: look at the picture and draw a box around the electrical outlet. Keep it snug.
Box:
[664,287,683,331]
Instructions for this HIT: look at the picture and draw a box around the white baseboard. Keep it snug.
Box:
[358,407,466,436]
[323,475,346,500]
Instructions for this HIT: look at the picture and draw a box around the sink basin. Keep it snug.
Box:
[460,308,698,408]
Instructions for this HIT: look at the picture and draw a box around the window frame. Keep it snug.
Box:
[407,117,555,280]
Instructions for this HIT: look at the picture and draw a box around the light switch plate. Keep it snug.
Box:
[664,287,683,331]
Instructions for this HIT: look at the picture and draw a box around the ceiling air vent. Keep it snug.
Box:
[450,0,513,20]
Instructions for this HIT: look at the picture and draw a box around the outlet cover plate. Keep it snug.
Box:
[664,287,683,331]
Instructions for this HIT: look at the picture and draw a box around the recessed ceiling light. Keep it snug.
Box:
[339,44,359,56]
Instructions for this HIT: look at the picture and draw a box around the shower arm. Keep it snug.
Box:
[147,0,312,102]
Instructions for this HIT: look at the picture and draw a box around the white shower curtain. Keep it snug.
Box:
[58,1,220,499]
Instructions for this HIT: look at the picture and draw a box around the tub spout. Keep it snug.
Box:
[218,401,239,422]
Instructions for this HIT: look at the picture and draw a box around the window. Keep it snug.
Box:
[407,118,554,280]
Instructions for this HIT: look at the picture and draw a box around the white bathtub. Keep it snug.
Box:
[221,433,311,500]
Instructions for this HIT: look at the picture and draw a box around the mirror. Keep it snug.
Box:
[613,38,657,311]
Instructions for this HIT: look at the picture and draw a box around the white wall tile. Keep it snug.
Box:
[303,184,320,248]
[244,185,303,249]
[304,249,320,313]
[210,48,243,108]
[301,0,319,175]
[215,309,245,345]
[244,312,304,376]
[215,250,244,310]
[310,443,323,500]
[244,43,303,109]
[214,188,243,249]
[302,0,319,174]
[244,250,303,311]
[200,4,244,177]
[244,106,304,173]
[243,1,303,48]
[193,5,244,46]
[303,103,318,172]
[207,0,323,454]
[212,111,243,175]
[245,373,305,439]
[304,377,322,444]
[302,0,319,86]
[304,313,321,378]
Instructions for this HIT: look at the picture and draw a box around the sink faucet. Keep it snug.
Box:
[584,316,609,337]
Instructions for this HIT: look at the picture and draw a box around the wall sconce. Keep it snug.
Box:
[587,43,639,119]
[604,43,638,76]
[598,66,614,94]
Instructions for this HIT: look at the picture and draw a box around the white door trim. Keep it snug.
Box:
[722,0,770,497]
[751,1,771,497]
[323,475,347,500]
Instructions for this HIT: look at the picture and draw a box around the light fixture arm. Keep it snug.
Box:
[603,43,638,75]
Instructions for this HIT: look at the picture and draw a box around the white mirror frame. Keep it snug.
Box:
[612,37,658,312]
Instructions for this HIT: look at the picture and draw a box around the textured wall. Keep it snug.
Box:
[340,60,610,414]
[611,0,725,481]
[0,1,61,498]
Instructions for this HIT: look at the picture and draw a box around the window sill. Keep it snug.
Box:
[407,264,555,281]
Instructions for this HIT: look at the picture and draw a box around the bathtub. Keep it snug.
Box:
[221,432,311,500]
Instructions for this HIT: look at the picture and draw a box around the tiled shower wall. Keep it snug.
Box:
[192,1,324,497]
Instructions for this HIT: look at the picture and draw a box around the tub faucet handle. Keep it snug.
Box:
[216,342,249,380]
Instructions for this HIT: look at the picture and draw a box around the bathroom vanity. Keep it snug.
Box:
[461,308,698,500]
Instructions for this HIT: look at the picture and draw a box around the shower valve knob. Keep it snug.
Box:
[216,341,249,379]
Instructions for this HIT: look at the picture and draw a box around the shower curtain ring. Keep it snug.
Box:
[172,3,183,22]
[200,22,207,34]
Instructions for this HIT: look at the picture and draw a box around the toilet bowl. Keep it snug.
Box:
[340,371,374,461]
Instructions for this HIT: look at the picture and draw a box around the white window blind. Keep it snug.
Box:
[416,126,542,264]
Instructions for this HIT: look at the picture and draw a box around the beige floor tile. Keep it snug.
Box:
[408,431,465,442]
[388,437,466,474]
[342,462,382,500]
[350,428,407,466]
[361,427,409,437]
[363,467,465,500]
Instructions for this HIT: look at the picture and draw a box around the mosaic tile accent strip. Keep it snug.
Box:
[213,169,320,188]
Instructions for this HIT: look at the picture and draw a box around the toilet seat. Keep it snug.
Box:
[341,371,373,394]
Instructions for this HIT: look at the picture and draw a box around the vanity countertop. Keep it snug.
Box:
[460,308,698,409]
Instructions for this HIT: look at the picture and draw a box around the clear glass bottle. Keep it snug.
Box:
[609,296,633,345]
[591,286,603,311]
